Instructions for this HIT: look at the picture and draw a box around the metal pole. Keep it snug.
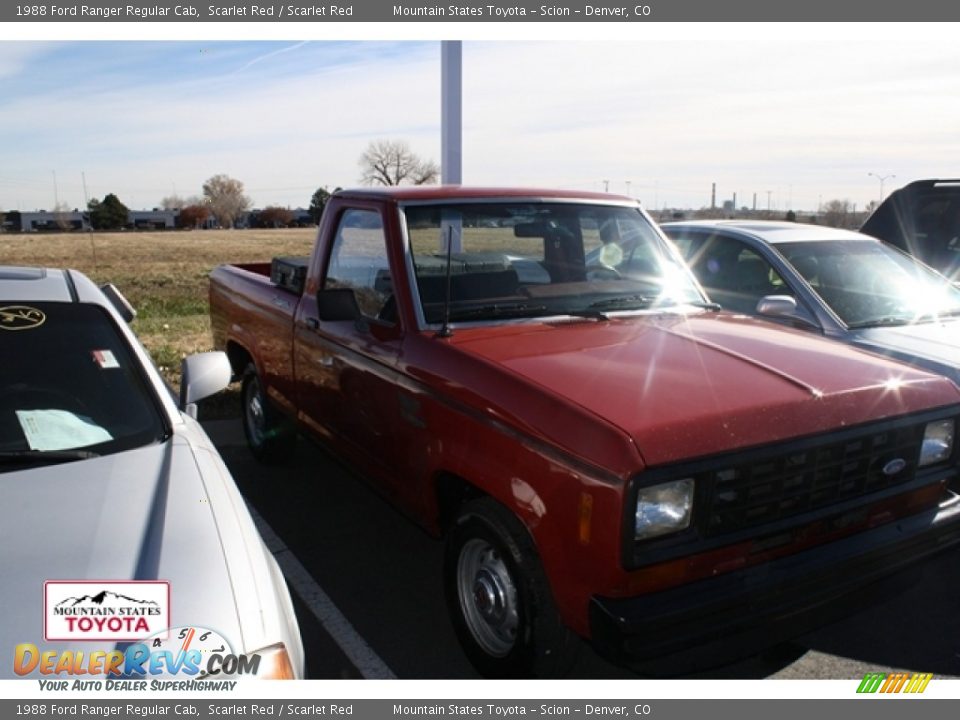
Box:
[868,172,895,204]
[441,41,462,186]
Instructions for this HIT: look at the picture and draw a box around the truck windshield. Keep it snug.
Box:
[0,302,167,471]
[403,202,704,324]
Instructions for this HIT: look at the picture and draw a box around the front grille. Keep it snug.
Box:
[704,423,926,537]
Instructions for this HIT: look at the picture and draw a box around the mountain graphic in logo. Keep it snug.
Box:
[55,590,159,608]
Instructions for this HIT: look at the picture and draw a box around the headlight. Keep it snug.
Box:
[251,642,298,679]
[635,478,695,540]
[920,419,955,467]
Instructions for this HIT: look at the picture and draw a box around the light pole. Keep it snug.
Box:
[868,172,895,204]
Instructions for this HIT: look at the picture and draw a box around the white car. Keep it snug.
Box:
[0,267,304,680]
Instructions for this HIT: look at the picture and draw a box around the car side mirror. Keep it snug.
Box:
[180,351,232,418]
[756,295,819,331]
[317,288,362,322]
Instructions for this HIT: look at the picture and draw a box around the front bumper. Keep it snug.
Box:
[590,493,960,664]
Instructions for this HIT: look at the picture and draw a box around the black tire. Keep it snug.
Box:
[444,497,579,678]
[240,362,295,464]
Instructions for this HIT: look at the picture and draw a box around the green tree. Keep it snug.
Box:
[309,186,341,224]
[87,193,129,230]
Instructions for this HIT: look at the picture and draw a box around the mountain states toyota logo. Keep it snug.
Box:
[44,581,170,642]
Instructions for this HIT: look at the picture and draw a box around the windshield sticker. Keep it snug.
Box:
[16,410,113,452]
[0,306,46,331]
[92,349,120,369]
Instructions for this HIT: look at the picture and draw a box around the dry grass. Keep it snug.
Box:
[0,228,317,411]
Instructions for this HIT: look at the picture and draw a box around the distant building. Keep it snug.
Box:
[16,210,88,231]
[5,208,178,232]
[129,209,178,230]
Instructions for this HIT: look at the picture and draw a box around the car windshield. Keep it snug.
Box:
[0,302,167,471]
[403,202,704,324]
[777,240,960,328]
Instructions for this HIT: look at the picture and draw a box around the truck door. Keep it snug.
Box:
[293,206,409,495]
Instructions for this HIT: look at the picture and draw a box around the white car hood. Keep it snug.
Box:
[0,435,243,669]
[851,319,960,384]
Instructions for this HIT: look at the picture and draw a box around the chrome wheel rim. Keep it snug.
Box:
[244,377,266,446]
[457,537,519,657]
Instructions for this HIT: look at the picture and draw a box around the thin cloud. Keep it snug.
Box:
[2,37,959,213]
[226,40,310,76]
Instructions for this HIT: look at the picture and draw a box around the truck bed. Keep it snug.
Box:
[209,262,300,414]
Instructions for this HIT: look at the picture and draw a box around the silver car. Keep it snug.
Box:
[659,220,960,385]
[1,267,304,680]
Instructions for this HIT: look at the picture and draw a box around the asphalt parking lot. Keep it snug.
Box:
[202,418,960,681]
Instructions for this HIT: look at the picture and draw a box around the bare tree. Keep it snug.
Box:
[52,201,74,231]
[178,204,211,229]
[359,139,439,186]
[256,206,295,228]
[821,199,854,229]
[160,194,204,210]
[202,174,251,228]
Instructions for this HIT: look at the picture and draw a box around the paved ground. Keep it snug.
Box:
[202,417,960,680]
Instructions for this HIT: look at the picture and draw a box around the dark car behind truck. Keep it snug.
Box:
[861,178,960,278]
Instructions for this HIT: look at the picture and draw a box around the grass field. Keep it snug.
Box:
[0,228,317,406]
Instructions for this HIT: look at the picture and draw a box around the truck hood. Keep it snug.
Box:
[451,312,959,466]
[850,319,960,385]
[0,436,243,674]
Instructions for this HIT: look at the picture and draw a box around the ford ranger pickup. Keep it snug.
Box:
[210,187,960,677]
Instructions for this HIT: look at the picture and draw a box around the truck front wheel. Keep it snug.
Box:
[444,498,578,678]
[241,362,295,464]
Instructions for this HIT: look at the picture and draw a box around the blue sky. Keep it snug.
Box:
[2,33,959,213]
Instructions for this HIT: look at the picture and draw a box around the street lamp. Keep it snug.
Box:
[868,172,895,203]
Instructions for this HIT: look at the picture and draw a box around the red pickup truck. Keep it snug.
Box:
[210,186,960,677]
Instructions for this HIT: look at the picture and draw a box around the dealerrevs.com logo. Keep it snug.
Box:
[44,581,170,642]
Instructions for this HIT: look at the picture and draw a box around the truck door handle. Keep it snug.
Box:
[306,317,319,330]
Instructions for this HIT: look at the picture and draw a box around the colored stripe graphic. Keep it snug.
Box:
[857,673,886,693]
[857,672,932,694]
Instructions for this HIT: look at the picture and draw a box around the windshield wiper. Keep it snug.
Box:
[681,300,722,311]
[565,309,610,321]
[911,308,960,323]
[445,302,550,321]
[586,295,653,311]
[0,449,100,466]
[846,315,913,329]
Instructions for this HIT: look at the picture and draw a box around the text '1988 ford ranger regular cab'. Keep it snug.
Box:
[210,187,960,677]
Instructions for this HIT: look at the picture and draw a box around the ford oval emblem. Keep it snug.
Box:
[882,458,907,476]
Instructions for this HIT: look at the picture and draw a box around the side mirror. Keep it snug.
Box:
[756,295,820,331]
[180,351,232,418]
[317,288,362,322]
